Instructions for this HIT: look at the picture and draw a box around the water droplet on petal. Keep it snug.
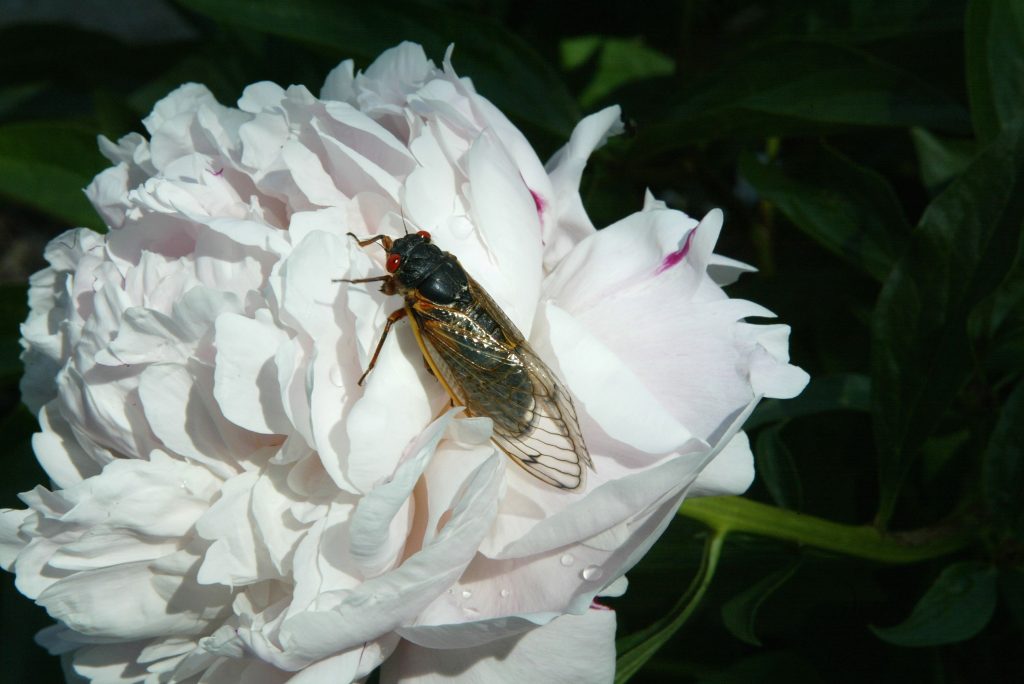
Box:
[559,553,575,567]
[461,589,473,599]
[580,565,603,582]
[500,589,510,598]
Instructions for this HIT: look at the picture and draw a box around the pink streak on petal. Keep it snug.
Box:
[655,226,697,275]
[590,599,612,611]
[210,167,224,177]
[530,189,546,217]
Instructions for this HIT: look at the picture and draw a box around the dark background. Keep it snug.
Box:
[1,1,1022,682]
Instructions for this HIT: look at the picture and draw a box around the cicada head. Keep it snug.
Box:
[387,230,442,289]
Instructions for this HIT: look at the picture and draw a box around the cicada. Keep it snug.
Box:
[343,229,593,490]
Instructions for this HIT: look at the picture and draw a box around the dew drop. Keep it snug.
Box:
[500,589,510,598]
[559,553,575,567]
[580,565,603,582]
[461,589,473,599]
[328,366,344,387]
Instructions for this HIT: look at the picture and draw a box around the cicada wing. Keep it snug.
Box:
[412,280,591,490]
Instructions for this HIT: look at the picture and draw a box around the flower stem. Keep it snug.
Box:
[615,530,726,684]
[678,496,973,564]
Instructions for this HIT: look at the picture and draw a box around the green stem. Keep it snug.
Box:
[679,496,972,564]
[615,531,726,684]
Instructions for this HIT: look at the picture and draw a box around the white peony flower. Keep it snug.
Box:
[0,42,808,683]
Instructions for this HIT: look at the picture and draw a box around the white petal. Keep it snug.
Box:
[349,410,459,576]
[274,230,348,340]
[464,133,543,336]
[542,205,700,312]
[250,467,308,577]
[383,609,616,684]
[138,363,252,472]
[543,106,623,269]
[60,451,220,538]
[37,557,230,639]
[33,401,104,489]
[321,60,357,103]
[0,508,30,570]
[238,81,287,113]
[72,643,152,683]
[688,431,755,497]
[343,325,434,493]
[214,312,292,435]
[279,452,501,660]
[405,128,457,230]
[280,139,350,207]
[287,638,400,684]
[749,325,810,399]
[536,301,693,454]
[195,470,262,586]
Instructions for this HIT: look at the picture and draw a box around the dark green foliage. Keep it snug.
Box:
[0,1,1020,682]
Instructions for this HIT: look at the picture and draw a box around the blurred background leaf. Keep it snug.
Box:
[966,0,1024,141]
[0,123,106,230]
[871,562,998,647]
[871,123,1024,526]
[739,142,909,282]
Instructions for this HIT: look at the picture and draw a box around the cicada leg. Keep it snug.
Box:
[357,307,408,385]
[334,274,389,285]
[346,232,393,250]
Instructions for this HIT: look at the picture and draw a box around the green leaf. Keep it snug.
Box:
[872,123,1024,525]
[982,380,1024,538]
[966,0,1024,142]
[740,144,909,282]
[0,122,104,229]
[174,0,578,137]
[871,562,998,647]
[631,39,970,156]
[615,531,725,683]
[968,244,1024,377]
[746,373,870,431]
[721,559,801,646]
[560,36,602,70]
[561,36,674,109]
[910,128,978,195]
[754,425,803,511]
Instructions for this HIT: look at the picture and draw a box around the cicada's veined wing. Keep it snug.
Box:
[410,278,592,490]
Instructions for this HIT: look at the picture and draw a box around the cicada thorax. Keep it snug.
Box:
[389,235,470,306]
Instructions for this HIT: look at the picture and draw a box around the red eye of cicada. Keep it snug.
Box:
[416,230,431,240]
[386,253,401,273]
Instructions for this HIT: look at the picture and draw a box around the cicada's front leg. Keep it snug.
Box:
[346,232,393,250]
